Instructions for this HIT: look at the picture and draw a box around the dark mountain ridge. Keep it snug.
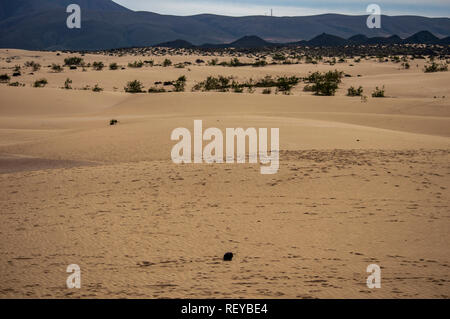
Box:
[0,0,449,50]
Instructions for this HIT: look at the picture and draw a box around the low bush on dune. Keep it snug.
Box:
[64,56,84,66]
[148,87,166,93]
[63,78,72,89]
[262,88,272,94]
[208,58,218,66]
[193,75,232,92]
[424,62,448,73]
[304,70,343,96]
[347,86,364,97]
[51,63,63,72]
[173,75,187,92]
[92,61,104,71]
[33,78,48,88]
[109,62,119,70]
[25,61,41,71]
[92,84,103,92]
[192,74,300,94]
[124,80,145,93]
[0,73,10,83]
[110,119,118,126]
[372,86,385,98]
[128,60,144,68]
[163,59,172,67]
[8,81,25,87]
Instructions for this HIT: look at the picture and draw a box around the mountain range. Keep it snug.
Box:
[0,0,449,50]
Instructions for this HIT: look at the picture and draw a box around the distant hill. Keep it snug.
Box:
[404,31,439,44]
[155,32,450,49]
[0,0,449,50]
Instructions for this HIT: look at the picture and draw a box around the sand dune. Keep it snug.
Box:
[0,49,449,298]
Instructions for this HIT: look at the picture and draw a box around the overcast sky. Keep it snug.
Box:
[112,0,450,17]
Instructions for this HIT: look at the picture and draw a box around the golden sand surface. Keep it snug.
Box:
[0,49,449,298]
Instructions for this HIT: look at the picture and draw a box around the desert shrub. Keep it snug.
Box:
[347,86,364,97]
[193,75,232,92]
[401,62,410,69]
[173,75,187,92]
[163,59,172,67]
[25,61,41,71]
[424,62,448,73]
[372,86,385,98]
[196,59,205,64]
[148,87,166,93]
[14,65,21,72]
[272,53,286,61]
[64,56,84,66]
[92,62,104,71]
[33,78,48,88]
[64,78,72,89]
[254,75,277,88]
[51,63,63,72]
[231,81,244,93]
[8,81,25,87]
[124,80,144,93]
[229,58,245,67]
[0,74,10,83]
[275,76,300,93]
[262,88,272,94]
[92,84,103,92]
[208,58,218,66]
[252,60,267,67]
[109,62,119,70]
[110,119,118,126]
[128,61,144,68]
[304,70,343,96]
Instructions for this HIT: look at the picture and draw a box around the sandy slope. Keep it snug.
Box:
[0,49,449,298]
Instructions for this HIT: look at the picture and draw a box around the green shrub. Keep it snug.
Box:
[148,87,166,93]
[372,86,385,98]
[64,78,72,89]
[64,56,84,66]
[347,86,364,97]
[128,61,144,68]
[124,80,144,93]
[25,61,41,71]
[304,70,343,96]
[0,73,10,83]
[92,62,104,71]
[109,62,119,70]
[173,75,187,92]
[424,62,448,73]
[92,84,103,92]
[51,63,63,72]
[163,59,172,67]
[110,119,118,126]
[8,81,24,87]
[33,78,48,88]
[262,88,272,94]
[208,58,218,66]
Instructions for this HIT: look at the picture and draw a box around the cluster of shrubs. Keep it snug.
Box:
[347,86,364,97]
[371,86,385,98]
[124,76,187,93]
[192,75,300,94]
[33,79,48,88]
[303,70,343,96]
[424,62,448,73]
[25,61,41,72]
